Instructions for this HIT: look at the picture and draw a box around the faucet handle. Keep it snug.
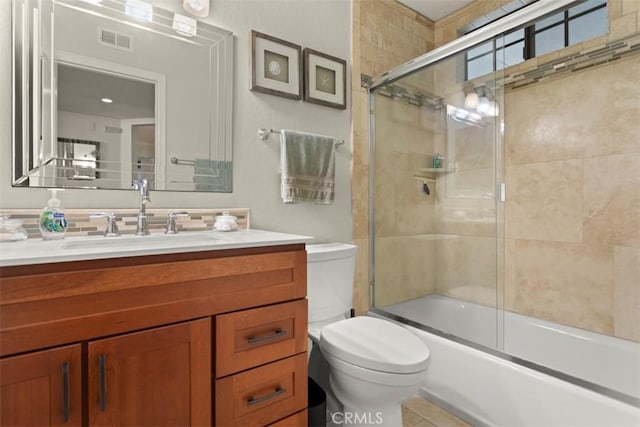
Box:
[165,211,188,235]
[90,212,121,237]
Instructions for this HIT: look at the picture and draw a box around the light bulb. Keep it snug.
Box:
[464,92,479,109]
[125,0,153,22]
[173,13,197,36]
[187,0,205,11]
[183,0,209,17]
[477,96,491,115]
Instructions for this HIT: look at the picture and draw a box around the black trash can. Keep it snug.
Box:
[307,377,326,427]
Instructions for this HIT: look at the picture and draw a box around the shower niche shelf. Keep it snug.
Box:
[418,167,455,173]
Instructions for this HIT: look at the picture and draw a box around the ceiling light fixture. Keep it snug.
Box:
[463,86,499,118]
[173,13,197,37]
[183,0,210,18]
[125,0,153,22]
[101,97,113,103]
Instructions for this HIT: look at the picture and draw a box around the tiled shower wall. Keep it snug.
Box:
[355,0,640,342]
[503,55,639,340]
[372,95,439,307]
[351,0,435,314]
[435,0,640,341]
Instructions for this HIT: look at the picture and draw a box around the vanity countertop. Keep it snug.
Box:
[0,229,312,267]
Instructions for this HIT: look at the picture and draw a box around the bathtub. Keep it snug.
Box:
[373,294,640,426]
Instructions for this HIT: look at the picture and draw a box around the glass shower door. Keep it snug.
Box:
[370,44,504,351]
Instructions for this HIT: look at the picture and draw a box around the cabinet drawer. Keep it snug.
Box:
[1,247,306,357]
[215,353,307,427]
[216,300,307,377]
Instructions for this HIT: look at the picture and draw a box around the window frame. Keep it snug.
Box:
[465,0,607,80]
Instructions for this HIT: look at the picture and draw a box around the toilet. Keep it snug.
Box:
[307,243,430,427]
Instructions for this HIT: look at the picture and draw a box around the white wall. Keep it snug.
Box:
[0,0,353,244]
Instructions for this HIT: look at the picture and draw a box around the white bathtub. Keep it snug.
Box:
[376,294,640,426]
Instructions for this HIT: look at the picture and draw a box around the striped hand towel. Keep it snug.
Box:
[280,129,336,204]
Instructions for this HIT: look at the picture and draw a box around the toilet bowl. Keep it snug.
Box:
[306,244,430,427]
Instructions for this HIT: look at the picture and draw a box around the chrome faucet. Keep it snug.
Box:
[132,179,151,236]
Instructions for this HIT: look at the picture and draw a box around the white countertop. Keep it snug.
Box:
[0,229,312,267]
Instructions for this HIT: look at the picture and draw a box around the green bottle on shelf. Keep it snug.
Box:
[39,189,67,240]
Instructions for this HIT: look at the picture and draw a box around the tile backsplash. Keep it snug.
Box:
[1,208,250,239]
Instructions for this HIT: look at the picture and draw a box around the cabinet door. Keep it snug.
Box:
[88,318,211,426]
[1,344,82,426]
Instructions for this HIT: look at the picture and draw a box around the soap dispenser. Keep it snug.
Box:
[39,189,68,240]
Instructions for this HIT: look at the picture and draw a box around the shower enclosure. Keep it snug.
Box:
[368,0,639,408]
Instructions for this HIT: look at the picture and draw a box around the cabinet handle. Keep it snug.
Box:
[246,387,286,406]
[99,354,106,412]
[246,329,285,345]
[62,362,70,422]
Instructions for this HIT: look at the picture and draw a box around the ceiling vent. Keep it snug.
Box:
[98,27,133,52]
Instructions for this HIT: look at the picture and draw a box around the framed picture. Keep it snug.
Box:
[303,48,346,110]
[250,30,302,100]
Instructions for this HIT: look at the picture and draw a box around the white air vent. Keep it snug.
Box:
[105,126,123,134]
[98,27,133,52]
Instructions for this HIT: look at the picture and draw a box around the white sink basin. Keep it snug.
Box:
[62,232,220,250]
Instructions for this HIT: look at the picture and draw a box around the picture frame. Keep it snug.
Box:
[250,30,302,100]
[303,48,346,110]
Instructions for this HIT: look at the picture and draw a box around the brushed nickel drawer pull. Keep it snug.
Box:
[246,387,286,406]
[246,329,285,345]
[99,354,107,412]
[62,362,70,422]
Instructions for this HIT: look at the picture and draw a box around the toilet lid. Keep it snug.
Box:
[320,317,430,374]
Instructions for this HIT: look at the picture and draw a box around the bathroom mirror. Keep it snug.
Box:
[12,0,234,192]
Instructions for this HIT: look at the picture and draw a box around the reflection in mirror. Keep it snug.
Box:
[57,63,157,189]
[12,0,234,192]
[57,138,100,182]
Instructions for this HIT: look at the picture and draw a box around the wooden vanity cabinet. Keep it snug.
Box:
[0,244,308,426]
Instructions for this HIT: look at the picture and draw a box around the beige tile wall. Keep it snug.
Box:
[435,0,640,341]
[356,0,639,341]
[372,95,437,307]
[351,0,435,314]
[504,56,640,341]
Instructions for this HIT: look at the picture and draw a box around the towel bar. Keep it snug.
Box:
[258,128,345,146]
[170,157,195,166]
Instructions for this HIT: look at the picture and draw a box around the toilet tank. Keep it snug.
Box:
[306,243,358,324]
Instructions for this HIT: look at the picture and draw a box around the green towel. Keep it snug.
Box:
[280,129,336,204]
[193,159,232,192]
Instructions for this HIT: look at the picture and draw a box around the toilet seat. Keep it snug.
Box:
[320,316,430,374]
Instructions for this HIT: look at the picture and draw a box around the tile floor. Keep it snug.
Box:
[402,397,471,427]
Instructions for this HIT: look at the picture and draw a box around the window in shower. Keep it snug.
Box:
[466,0,607,80]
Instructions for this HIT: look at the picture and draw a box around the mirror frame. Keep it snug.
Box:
[12,0,235,192]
